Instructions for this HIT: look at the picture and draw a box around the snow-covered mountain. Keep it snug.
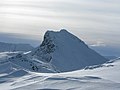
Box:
[30,29,108,72]
[0,42,34,52]
[5,29,108,73]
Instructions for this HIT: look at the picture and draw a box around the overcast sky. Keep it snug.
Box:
[0,0,120,55]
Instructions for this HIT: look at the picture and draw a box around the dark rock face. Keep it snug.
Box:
[31,31,56,63]
[40,32,56,54]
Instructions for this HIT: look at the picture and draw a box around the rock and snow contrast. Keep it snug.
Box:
[0,29,119,90]
[6,29,108,73]
[31,29,108,72]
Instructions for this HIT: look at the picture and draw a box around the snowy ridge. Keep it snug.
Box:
[9,52,58,73]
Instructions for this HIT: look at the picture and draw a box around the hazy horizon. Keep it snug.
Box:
[0,0,120,56]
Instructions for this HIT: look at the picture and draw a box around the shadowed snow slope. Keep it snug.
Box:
[31,29,108,72]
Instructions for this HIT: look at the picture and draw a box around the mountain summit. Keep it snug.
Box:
[31,29,108,72]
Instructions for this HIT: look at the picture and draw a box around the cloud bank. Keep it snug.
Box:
[0,0,120,49]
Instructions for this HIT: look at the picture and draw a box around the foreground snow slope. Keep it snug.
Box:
[0,55,120,90]
[31,29,108,72]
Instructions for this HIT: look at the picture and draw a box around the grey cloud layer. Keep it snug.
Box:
[0,0,120,47]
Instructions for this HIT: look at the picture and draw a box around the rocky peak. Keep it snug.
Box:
[30,29,108,72]
[40,31,56,54]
